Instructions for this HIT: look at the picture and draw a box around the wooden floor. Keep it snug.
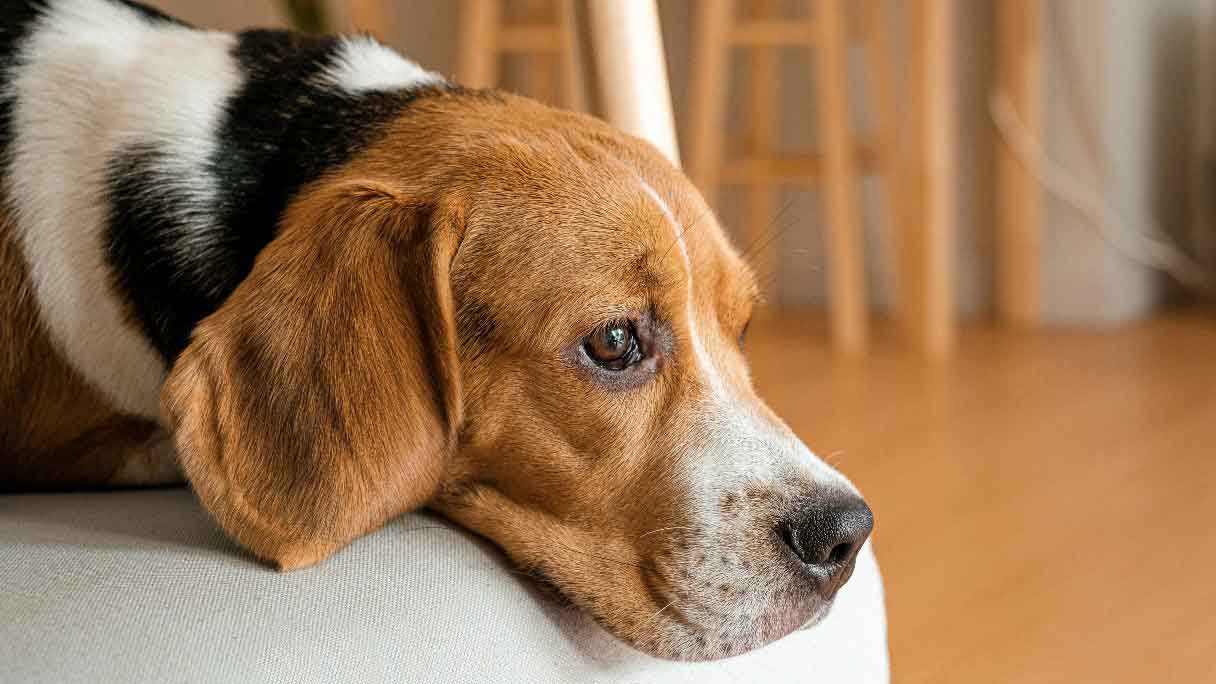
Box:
[746,309,1216,684]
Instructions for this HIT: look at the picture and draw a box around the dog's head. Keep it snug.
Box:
[162,91,872,661]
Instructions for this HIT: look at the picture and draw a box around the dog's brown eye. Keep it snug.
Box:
[584,322,639,370]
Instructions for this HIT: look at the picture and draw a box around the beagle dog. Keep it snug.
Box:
[0,0,874,661]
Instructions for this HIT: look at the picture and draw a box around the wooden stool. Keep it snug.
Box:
[456,0,584,110]
[688,0,955,355]
[688,0,893,353]
[455,0,680,165]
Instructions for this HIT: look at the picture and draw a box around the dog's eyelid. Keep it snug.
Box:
[573,299,660,340]
[568,308,672,386]
[574,314,633,346]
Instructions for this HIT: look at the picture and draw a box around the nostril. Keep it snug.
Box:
[780,496,874,574]
[827,541,854,566]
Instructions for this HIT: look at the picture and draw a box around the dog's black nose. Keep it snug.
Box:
[779,496,874,596]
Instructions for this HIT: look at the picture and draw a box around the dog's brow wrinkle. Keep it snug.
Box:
[631,253,666,291]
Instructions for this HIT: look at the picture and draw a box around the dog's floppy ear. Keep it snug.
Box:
[161,180,463,570]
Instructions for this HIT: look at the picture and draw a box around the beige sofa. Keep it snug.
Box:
[0,488,888,682]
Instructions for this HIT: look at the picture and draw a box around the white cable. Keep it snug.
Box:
[989,89,1216,298]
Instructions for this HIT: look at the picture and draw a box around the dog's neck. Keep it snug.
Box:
[105,28,453,362]
[1,0,449,370]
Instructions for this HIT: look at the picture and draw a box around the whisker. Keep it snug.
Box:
[660,205,715,261]
[551,538,654,572]
[743,195,798,256]
[823,450,845,465]
[742,200,806,299]
[638,526,696,539]
[648,599,678,623]
[744,211,802,268]
[741,196,799,263]
[753,254,823,299]
[398,525,461,534]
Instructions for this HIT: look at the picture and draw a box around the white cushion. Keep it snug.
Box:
[0,489,888,683]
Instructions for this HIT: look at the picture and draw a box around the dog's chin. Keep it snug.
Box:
[627,599,834,662]
[549,577,834,662]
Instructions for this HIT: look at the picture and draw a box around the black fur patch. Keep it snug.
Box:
[104,143,207,361]
[0,0,50,173]
[208,30,453,305]
[104,27,460,362]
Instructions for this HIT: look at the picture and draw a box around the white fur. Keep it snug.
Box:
[316,35,442,93]
[637,178,854,491]
[4,0,242,419]
[638,179,730,399]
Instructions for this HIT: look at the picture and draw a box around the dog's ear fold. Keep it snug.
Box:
[161,181,463,570]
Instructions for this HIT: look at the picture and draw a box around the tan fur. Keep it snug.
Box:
[161,181,463,569]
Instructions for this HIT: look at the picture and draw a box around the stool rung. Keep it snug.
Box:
[728,21,816,46]
[720,149,880,183]
[497,23,565,52]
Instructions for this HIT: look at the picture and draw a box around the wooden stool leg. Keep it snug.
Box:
[901,0,956,355]
[348,0,390,36]
[458,0,502,88]
[531,53,560,106]
[686,0,733,206]
[859,0,897,157]
[577,0,681,165]
[744,0,780,304]
[996,0,1043,327]
[557,0,585,111]
[521,0,559,105]
[859,0,904,313]
[813,0,868,352]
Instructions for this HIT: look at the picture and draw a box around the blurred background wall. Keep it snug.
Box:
[1041,0,1203,323]
[152,0,1214,324]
